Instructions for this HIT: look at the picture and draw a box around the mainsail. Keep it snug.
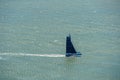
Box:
[66,34,76,54]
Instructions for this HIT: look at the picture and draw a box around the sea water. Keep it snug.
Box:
[0,0,120,80]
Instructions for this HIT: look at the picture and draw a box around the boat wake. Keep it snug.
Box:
[0,53,65,58]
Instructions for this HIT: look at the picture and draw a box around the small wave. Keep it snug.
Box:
[0,53,65,57]
[0,56,6,60]
[0,56,3,60]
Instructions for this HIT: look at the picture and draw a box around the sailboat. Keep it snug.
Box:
[66,34,81,57]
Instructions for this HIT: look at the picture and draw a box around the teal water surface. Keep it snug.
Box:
[0,0,120,80]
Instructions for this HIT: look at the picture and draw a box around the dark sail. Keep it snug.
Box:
[66,35,76,53]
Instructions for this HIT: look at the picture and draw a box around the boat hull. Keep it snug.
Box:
[66,52,82,57]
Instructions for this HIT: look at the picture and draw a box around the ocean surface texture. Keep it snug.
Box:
[0,0,120,80]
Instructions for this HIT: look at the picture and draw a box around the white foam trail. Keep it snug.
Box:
[0,53,65,57]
